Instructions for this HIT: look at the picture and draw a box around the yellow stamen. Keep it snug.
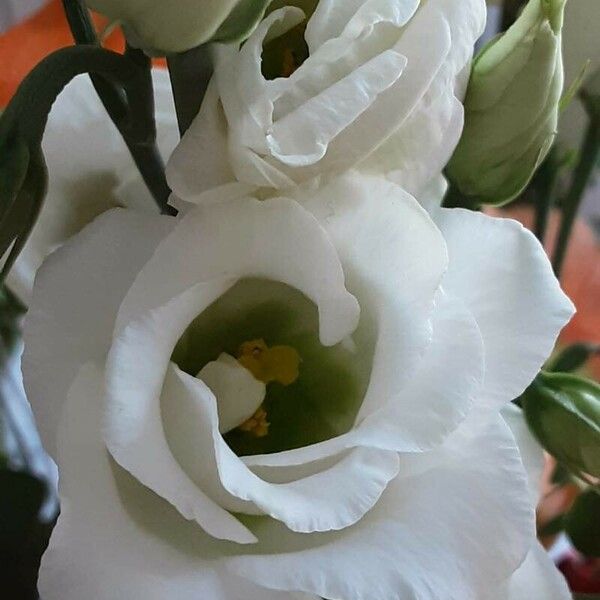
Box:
[237,406,270,438]
[237,339,300,386]
[236,339,300,438]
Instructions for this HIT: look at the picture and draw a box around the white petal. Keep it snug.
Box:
[115,197,360,347]
[503,542,571,600]
[162,358,398,533]
[166,78,238,199]
[22,209,175,458]
[356,289,484,452]
[243,289,483,468]
[105,282,257,542]
[304,0,369,51]
[502,403,545,504]
[243,174,454,468]
[266,50,407,167]
[436,209,575,408]
[225,415,534,600]
[362,85,464,197]
[418,173,448,215]
[198,353,266,433]
[39,362,291,600]
[355,0,486,192]
[287,5,454,185]
[303,173,448,416]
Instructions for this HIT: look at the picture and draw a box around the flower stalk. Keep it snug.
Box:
[552,116,600,277]
[167,45,213,137]
[61,0,174,215]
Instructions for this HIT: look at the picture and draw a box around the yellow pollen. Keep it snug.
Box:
[235,339,301,438]
[237,339,301,386]
[237,407,270,438]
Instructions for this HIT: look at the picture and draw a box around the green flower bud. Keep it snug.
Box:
[84,0,272,55]
[522,371,600,479]
[448,0,567,205]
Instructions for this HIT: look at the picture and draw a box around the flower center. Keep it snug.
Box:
[235,338,301,438]
[171,279,371,457]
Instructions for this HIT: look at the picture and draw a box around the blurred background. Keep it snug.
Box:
[0,1,598,598]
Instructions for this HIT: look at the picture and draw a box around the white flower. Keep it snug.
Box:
[5,69,178,304]
[167,0,487,202]
[23,171,573,599]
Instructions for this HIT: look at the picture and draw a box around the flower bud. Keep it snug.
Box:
[84,0,272,54]
[447,0,566,205]
[521,371,600,478]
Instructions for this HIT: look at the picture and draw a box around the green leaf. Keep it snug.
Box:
[522,371,600,479]
[564,489,600,556]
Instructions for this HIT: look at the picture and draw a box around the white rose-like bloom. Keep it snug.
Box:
[5,69,178,304]
[23,171,573,599]
[167,0,486,202]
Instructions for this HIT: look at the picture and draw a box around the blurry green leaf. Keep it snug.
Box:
[564,490,600,556]
[522,371,600,478]
[548,343,600,373]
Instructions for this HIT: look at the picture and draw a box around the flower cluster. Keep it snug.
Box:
[8,1,579,599]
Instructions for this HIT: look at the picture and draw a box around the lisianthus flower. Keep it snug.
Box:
[4,69,178,304]
[23,171,573,599]
[167,0,487,202]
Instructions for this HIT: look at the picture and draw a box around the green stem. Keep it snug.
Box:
[533,147,560,244]
[0,46,139,147]
[61,0,175,214]
[552,119,600,277]
[167,45,213,136]
[61,0,128,122]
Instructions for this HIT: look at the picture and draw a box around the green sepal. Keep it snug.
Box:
[522,371,600,479]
